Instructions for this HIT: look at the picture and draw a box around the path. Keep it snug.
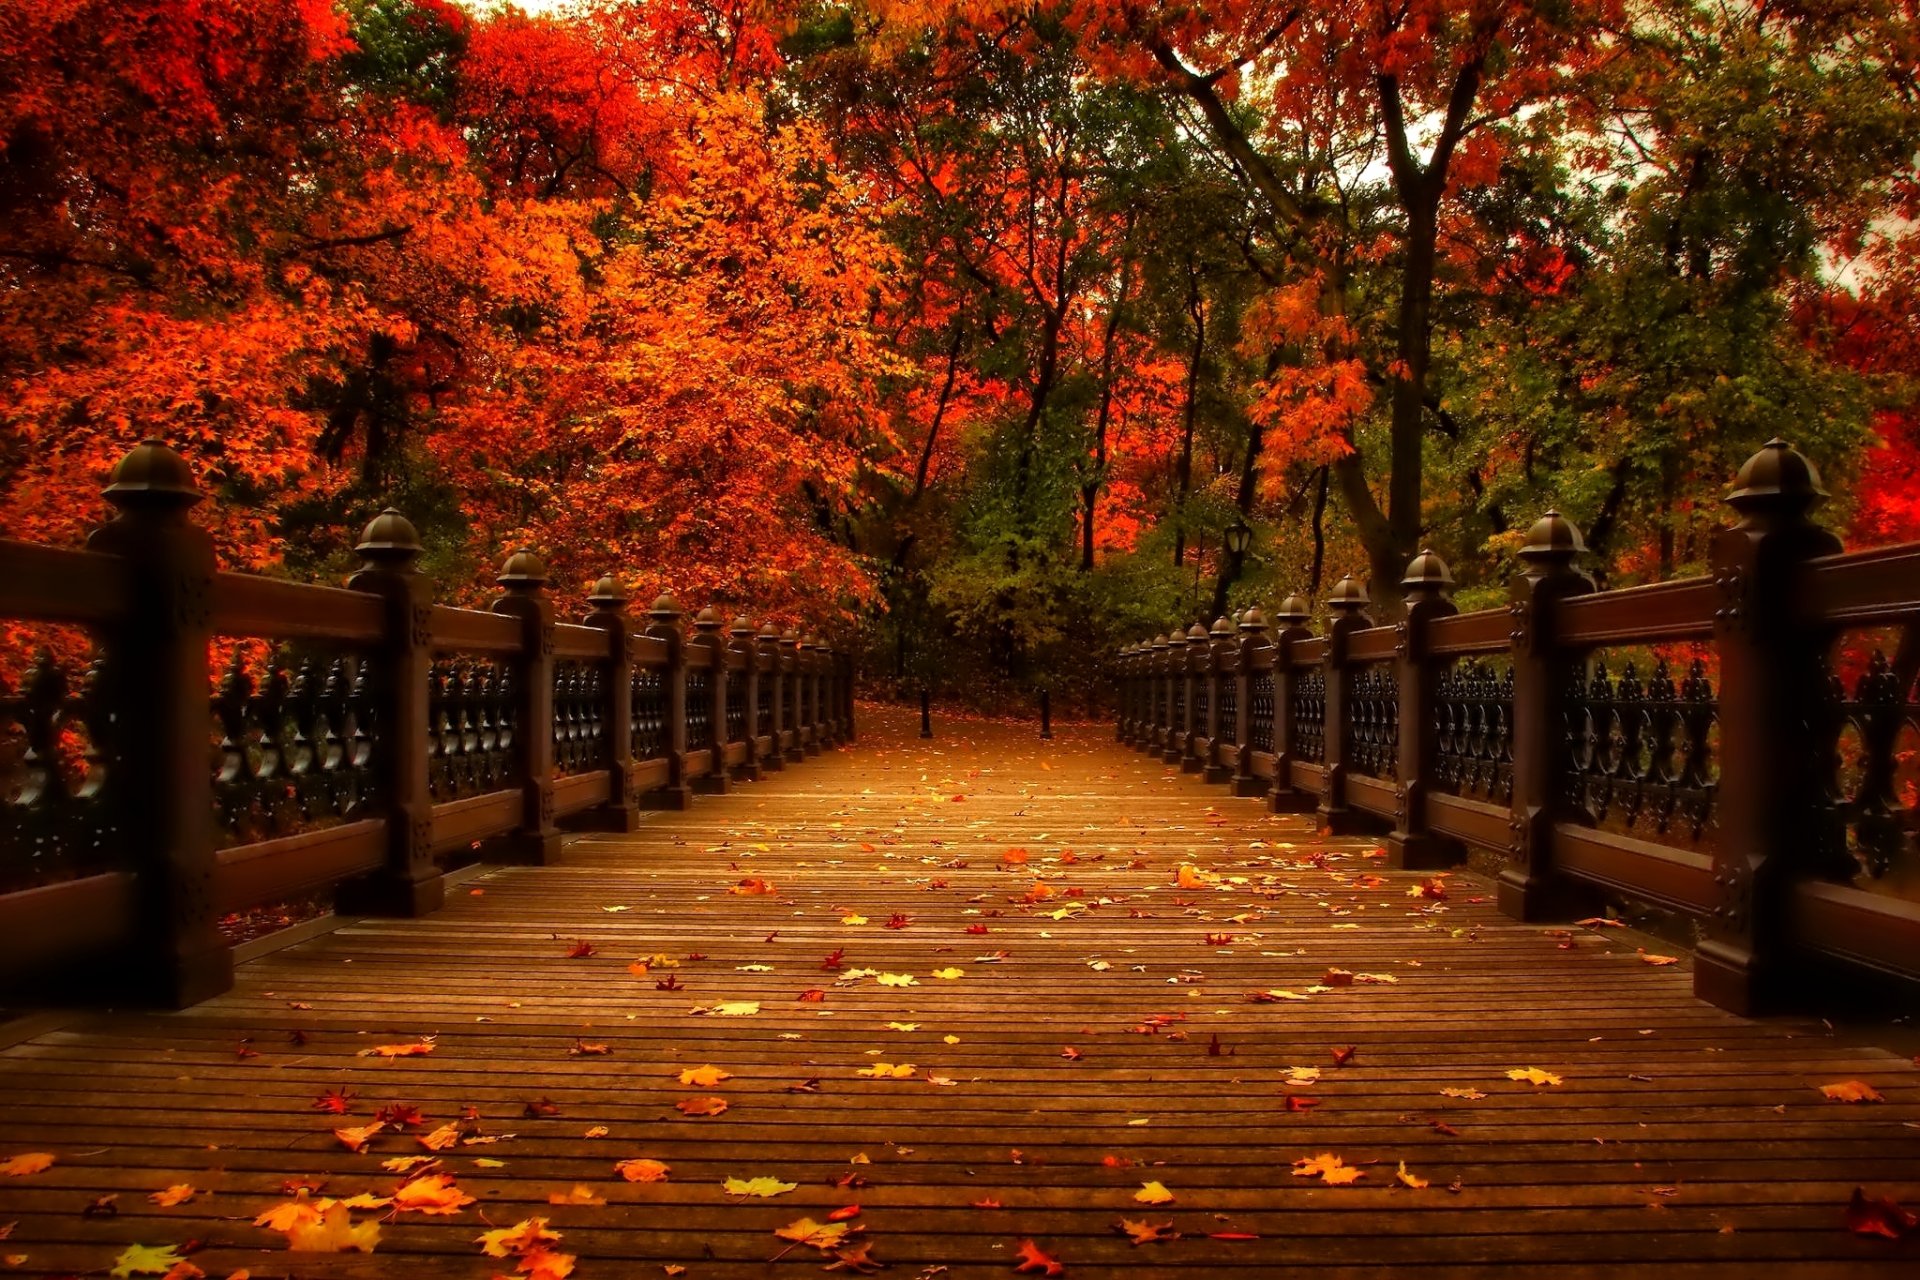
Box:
[0,704,1915,1277]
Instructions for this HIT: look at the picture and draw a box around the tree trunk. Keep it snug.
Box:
[1208,410,1263,618]
[1172,264,1204,568]
[1083,282,1127,571]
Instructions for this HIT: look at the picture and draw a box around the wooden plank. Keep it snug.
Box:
[429,789,521,853]
[1347,771,1396,817]
[552,770,608,819]
[212,820,384,914]
[1791,880,1920,980]
[1430,608,1511,656]
[552,624,608,660]
[1349,628,1398,662]
[1559,579,1716,645]
[0,704,1913,1280]
[0,539,127,625]
[0,874,134,981]
[1803,542,1920,626]
[1553,823,1716,913]
[1430,792,1510,851]
[211,573,383,642]
[429,605,521,653]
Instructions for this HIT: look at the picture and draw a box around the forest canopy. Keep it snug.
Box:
[5,0,1920,703]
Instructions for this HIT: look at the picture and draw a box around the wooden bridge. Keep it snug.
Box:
[0,439,1917,1275]
[0,703,1913,1278]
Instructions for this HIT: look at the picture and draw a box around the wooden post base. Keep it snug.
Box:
[337,869,446,918]
[640,786,694,811]
[1384,831,1458,871]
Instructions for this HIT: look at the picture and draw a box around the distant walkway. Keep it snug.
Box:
[0,704,1914,1276]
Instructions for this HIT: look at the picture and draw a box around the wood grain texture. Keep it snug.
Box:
[0,704,1915,1278]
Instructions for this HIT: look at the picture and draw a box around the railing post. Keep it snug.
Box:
[1270,595,1316,813]
[1318,576,1372,834]
[1203,617,1234,782]
[1388,550,1459,869]
[1183,623,1208,769]
[583,575,639,832]
[85,441,233,1006]
[337,508,445,918]
[757,624,786,772]
[642,595,693,809]
[1117,645,1135,743]
[490,550,561,862]
[1499,512,1596,920]
[781,631,806,762]
[1695,440,1845,1013]
[1160,629,1187,764]
[691,608,730,795]
[1232,608,1269,796]
[731,615,762,781]
[841,649,858,743]
[803,635,825,755]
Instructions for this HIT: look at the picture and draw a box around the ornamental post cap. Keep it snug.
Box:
[1211,615,1234,637]
[1238,605,1269,632]
[104,439,202,510]
[693,606,722,631]
[1276,594,1312,624]
[1727,437,1827,515]
[496,548,548,588]
[648,593,684,619]
[1401,547,1455,595]
[355,507,424,563]
[587,574,628,607]
[1520,509,1587,564]
[1326,574,1370,612]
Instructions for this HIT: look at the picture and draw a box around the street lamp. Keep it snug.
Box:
[1224,519,1253,557]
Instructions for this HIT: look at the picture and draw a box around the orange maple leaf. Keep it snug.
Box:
[1012,1238,1066,1275]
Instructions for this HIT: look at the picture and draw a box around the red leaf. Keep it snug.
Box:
[1846,1187,1917,1239]
[1012,1239,1066,1275]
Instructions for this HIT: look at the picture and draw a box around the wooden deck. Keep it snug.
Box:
[0,703,1916,1278]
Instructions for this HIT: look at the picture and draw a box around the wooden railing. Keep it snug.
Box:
[1115,440,1919,1014]
[0,441,853,1007]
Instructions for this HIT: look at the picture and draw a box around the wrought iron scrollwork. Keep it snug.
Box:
[1349,664,1398,779]
[1434,658,1513,804]
[1249,671,1274,753]
[1565,656,1717,845]
[428,658,514,800]
[1293,667,1326,764]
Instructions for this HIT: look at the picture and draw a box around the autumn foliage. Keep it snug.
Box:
[5,0,1920,694]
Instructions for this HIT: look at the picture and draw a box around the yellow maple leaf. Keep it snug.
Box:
[148,1184,196,1207]
[773,1217,850,1250]
[255,1195,326,1233]
[615,1158,670,1183]
[476,1217,561,1258]
[1396,1161,1429,1189]
[856,1062,916,1078]
[1819,1080,1884,1103]
[841,913,869,925]
[417,1123,461,1151]
[697,1001,760,1016]
[111,1243,187,1277]
[1134,1181,1175,1205]
[1440,1088,1487,1100]
[1292,1152,1364,1184]
[520,1246,577,1280]
[583,1126,609,1139]
[723,1176,797,1197]
[0,1153,53,1177]
[547,1184,606,1206]
[287,1202,382,1253]
[335,1192,393,1210]
[885,1021,919,1031]
[679,1065,732,1087]
[930,967,965,980]
[1506,1067,1563,1086]
[361,1042,435,1058]
[675,1096,729,1116]
[333,1122,384,1152]
[876,973,917,987]
[391,1173,474,1215]
[380,1155,434,1173]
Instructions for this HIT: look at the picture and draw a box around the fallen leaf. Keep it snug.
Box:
[723,1176,797,1197]
[675,1096,729,1117]
[615,1159,671,1183]
[547,1185,606,1207]
[1012,1239,1066,1275]
[1133,1181,1174,1205]
[1292,1152,1364,1184]
[773,1217,850,1250]
[1820,1081,1884,1103]
[333,1123,385,1152]
[1846,1187,1917,1239]
[565,940,595,959]
[1440,1088,1487,1100]
[111,1244,189,1277]
[390,1173,474,1216]
[1114,1218,1179,1245]
[856,1063,916,1079]
[679,1066,733,1087]
[930,967,965,980]
[149,1185,197,1207]
[476,1218,562,1259]
[1506,1067,1563,1086]
[286,1202,382,1253]
[0,1155,52,1178]
[362,1042,435,1058]
[1396,1161,1429,1189]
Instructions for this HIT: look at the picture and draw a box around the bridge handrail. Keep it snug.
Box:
[0,442,855,1007]
[1114,439,1919,1015]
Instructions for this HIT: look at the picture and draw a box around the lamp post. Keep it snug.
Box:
[1224,519,1253,558]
